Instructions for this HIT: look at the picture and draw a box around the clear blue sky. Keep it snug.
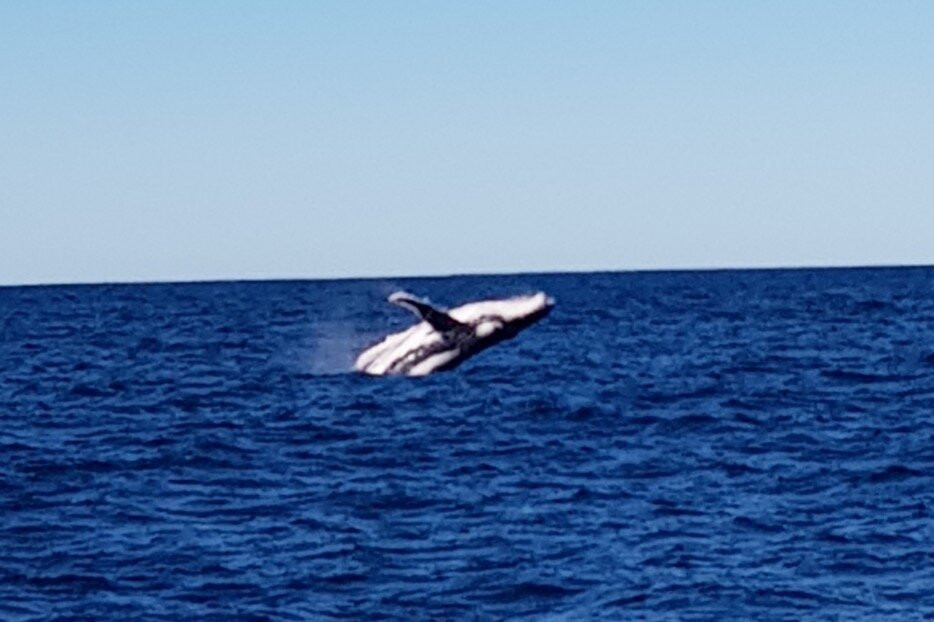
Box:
[2,2,933,285]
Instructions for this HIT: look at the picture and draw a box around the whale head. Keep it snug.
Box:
[451,291,554,342]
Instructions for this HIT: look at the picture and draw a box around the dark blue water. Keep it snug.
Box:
[2,268,933,620]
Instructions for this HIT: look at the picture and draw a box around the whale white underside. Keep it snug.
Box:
[354,292,552,376]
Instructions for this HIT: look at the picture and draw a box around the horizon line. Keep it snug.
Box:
[3,261,933,289]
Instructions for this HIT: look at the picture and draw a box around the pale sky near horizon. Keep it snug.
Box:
[2,2,933,286]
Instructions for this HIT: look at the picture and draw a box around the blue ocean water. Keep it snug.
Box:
[1,268,933,621]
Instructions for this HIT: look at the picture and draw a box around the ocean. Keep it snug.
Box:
[1,268,933,620]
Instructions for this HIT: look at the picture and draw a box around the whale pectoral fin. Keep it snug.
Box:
[388,291,466,332]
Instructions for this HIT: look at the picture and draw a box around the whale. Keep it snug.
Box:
[354,291,554,376]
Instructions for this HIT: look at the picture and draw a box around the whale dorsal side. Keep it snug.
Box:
[388,291,466,332]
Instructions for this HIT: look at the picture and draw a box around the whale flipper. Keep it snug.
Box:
[388,291,466,332]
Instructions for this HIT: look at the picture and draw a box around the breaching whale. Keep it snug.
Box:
[354,291,554,376]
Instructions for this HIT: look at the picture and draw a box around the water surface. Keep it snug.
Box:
[1,268,933,620]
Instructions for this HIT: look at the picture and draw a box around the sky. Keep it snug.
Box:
[2,2,933,286]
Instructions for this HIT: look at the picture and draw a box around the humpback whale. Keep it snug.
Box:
[354,291,554,376]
